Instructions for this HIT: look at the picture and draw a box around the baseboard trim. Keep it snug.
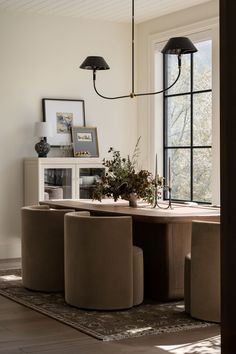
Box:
[0,258,21,269]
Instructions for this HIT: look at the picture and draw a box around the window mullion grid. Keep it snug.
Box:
[167,145,211,149]
[162,42,213,204]
[165,88,211,99]
[190,53,194,201]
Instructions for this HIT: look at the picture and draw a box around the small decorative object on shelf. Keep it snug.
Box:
[34,122,52,158]
[74,151,91,157]
[92,137,156,207]
[71,126,99,157]
[60,144,73,157]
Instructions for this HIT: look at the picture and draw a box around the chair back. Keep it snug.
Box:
[191,220,220,322]
[64,212,133,309]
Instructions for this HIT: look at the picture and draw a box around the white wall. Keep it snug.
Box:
[0,10,137,259]
[136,0,220,203]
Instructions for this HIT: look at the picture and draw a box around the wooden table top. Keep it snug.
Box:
[40,199,220,224]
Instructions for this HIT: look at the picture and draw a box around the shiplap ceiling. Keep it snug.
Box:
[0,0,212,23]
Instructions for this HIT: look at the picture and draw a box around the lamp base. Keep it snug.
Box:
[35,139,50,158]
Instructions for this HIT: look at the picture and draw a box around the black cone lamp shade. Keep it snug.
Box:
[80,56,110,71]
[161,37,197,55]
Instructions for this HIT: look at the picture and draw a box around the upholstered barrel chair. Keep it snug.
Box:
[64,212,144,310]
[21,205,74,292]
[184,220,220,323]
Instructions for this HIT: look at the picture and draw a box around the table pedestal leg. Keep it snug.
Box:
[133,221,191,301]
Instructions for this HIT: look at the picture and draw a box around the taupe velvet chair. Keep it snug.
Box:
[184,220,220,323]
[64,212,144,310]
[21,205,74,292]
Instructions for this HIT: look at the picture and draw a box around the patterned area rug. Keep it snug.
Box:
[0,269,215,341]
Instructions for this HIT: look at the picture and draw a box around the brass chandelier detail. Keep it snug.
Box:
[80,0,197,100]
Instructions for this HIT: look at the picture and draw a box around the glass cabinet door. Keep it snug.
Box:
[43,168,73,200]
[79,167,104,199]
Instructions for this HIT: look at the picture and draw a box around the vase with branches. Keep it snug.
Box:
[93,138,163,207]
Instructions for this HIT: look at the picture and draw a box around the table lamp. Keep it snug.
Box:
[34,122,52,157]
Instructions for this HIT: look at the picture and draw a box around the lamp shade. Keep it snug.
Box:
[80,56,110,70]
[161,37,197,55]
[34,122,52,138]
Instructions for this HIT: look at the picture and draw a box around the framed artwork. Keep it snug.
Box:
[71,126,99,157]
[42,98,85,147]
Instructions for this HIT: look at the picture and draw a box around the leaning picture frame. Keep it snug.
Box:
[42,98,85,147]
[71,126,99,157]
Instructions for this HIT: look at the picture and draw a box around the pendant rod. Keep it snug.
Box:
[93,70,130,99]
[92,62,181,99]
[135,62,181,97]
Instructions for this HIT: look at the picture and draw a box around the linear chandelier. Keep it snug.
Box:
[80,0,197,100]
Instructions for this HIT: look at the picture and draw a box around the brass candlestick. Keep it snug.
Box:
[152,154,173,209]
[152,182,173,210]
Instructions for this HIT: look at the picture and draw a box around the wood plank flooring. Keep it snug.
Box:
[0,259,220,354]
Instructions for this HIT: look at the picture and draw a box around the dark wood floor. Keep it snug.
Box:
[0,259,220,354]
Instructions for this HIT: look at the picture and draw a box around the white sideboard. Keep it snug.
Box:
[24,157,104,206]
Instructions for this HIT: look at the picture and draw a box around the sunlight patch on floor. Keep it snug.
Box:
[0,275,22,281]
[155,335,220,353]
[126,327,153,334]
[176,304,184,309]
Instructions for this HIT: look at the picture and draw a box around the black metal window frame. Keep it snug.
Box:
[163,49,212,203]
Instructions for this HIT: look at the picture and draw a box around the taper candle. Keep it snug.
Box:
[155,153,158,178]
[168,157,171,188]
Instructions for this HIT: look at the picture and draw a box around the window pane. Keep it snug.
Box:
[193,148,212,202]
[166,95,191,146]
[167,149,190,200]
[193,92,212,146]
[162,37,212,203]
[166,54,190,95]
[193,40,212,91]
